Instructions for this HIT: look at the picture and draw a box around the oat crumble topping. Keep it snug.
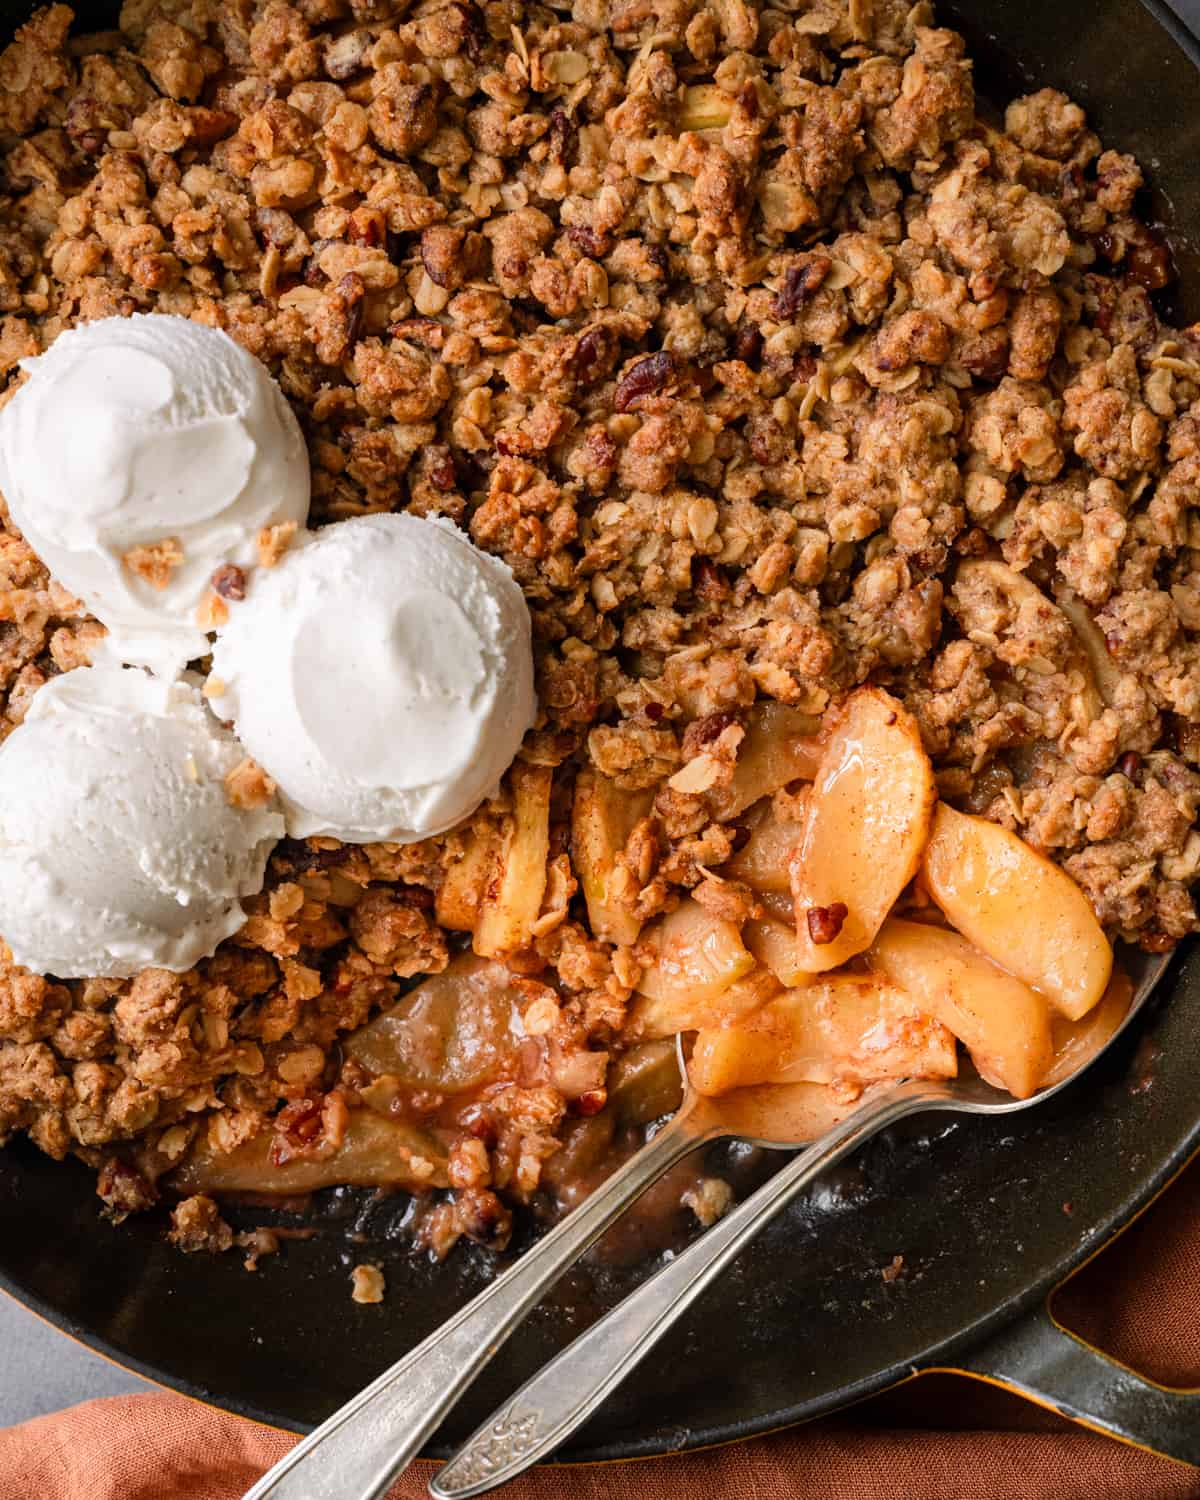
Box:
[0,0,1196,1256]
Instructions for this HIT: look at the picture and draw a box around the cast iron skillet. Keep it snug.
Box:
[2,0,1200,1468]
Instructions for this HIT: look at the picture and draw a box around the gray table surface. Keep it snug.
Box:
[3,0,1200,1440]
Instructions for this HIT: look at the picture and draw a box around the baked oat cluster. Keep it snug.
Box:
[0,0,1197,1256]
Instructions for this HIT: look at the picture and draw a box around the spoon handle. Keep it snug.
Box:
[430,1081,945,1498]
[241,1100,714,1500]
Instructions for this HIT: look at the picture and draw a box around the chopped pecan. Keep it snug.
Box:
[451,1,484,61]
[269,1097,324,1167]
[733,326,763,365]
[420,224,465,289]
[692,556,730,601]
[806,902,848,945]
[64,95,109,154]
[570,324,618,384]
[567,223,611,258]
[772,256,831,320]
[613,351,675,412]
[548,107,577,166]
[211,563,246,601]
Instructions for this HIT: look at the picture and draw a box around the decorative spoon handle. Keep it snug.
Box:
[242,1101,714,1500]
[430,1080,944,1498]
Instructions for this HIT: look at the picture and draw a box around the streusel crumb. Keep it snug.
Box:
[350,1264,386,1305]
[224,757,277,810]
[257,522,298,568]
[123,537,183,590]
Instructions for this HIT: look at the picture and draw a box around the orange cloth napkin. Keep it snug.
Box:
[3,1156,1200,1500]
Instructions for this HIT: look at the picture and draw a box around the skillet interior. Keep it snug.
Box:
[0,0,1199,1462]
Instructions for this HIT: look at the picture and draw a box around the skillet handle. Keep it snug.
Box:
[954,1304,1200,1466]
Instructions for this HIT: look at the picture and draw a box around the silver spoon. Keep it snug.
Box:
[241,1034,815,1499]
[429,951,1171,1498]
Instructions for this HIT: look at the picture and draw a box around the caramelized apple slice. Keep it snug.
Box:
[607,1039,684,1125]
[171,1109,450,1195]
[869,918,1053,1099]
[791,688,936,973]
[1058,592,1122,707]
[345,953,523,1092]
[474,762,552,958]
[572,768,654,946]
[436,823,502,932]
[1040,969,1133,1090]
[743,916,812,988]
[630,962,775,1040]
[722,801,805,894]
[705,703,822,821]
[635,898,755,1005]
[923,803,1112,1020]
[689,972,957,1096]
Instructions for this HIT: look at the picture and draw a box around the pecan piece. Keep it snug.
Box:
[567,223,611,258]
[426,445,458,491]
[64,95,109,155]
[270,1097,324,1167]
[452,1,485,61]
[570,324,618,384]
[211,563,246,601]
[960,326,1010,383]
[613,350,675,412]
[548,107,577,166]
[806,902,848,945]
[420,223,465,290]
[733,326,763,364]
[772,255,831,319]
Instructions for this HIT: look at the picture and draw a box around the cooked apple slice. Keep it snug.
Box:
[723,801,806,894]
[1041,969,1133,1090]
[345,953,522,1091]
[743,916,813,988]
[171,1109,450,1195]
[712,1080,856,1143]
[790,688,936,973]
[630,961,775,1040]
[474,762,552,958]
[705,703,822,821]
[572,767,654,946]
[689,971,958,1096]
[607,1039,685,1125]
[436,823,502,932]
[923,803,1112,1020]
[1058,592,1122,707]
[869,918,1053,1099]
[635,898,755,1006]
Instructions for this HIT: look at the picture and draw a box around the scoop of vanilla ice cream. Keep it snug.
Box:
[0,314,310,672]
[0,663,283,978]
[209,513,535,843]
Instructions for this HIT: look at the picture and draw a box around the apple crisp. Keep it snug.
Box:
[0,0,1197,1256]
